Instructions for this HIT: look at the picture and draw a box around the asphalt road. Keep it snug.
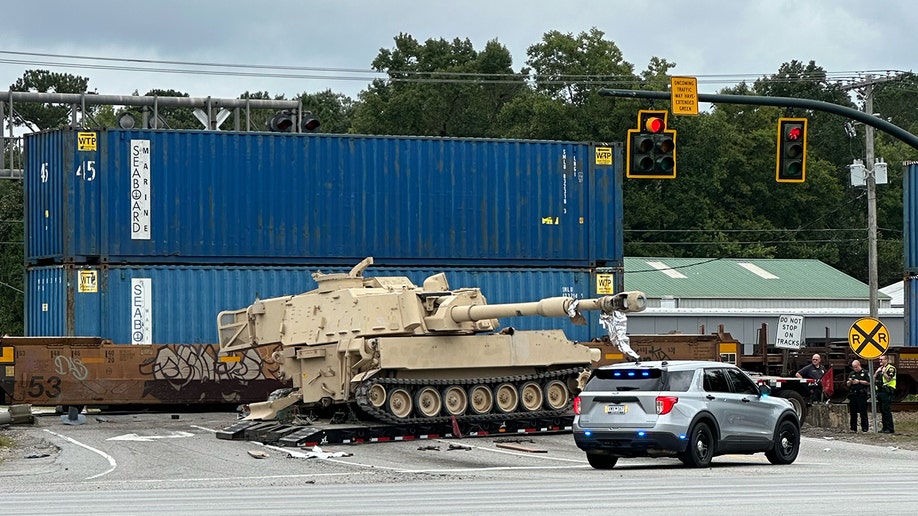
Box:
[3,410,918,515]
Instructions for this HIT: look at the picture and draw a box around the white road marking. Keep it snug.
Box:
[43,429,117,480]
[106,430,194,442]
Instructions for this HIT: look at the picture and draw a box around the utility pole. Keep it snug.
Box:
[841,73,900,318]
[841,73,899,433]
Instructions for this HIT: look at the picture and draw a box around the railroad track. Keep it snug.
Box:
[891,401,918,412]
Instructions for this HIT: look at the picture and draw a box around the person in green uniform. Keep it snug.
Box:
[874,355,897,434]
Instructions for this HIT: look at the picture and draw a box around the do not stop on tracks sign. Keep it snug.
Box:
[848,317,890,359]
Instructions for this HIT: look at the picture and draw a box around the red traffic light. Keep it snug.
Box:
[644,117,665,133]
[776,118,807,182]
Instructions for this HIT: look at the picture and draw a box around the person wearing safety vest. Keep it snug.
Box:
[874,355,897,434]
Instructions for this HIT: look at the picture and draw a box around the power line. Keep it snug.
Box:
[0,49,909,89]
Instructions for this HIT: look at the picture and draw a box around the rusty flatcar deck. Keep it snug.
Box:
[0,336,288,407]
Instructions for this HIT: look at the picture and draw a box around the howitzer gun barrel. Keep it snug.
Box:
[449,292,646,323]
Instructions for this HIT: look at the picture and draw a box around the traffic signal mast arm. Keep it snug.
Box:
[600,88,918,151]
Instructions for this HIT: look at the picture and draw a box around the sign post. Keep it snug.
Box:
[775,314,804,350]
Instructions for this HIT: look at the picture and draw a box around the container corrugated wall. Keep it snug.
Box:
[905,163,918,271]
[26,265,614,344]
[25,130,622,267]
[908,276,917,346]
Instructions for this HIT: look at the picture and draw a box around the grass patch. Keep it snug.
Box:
[0,434,13,463]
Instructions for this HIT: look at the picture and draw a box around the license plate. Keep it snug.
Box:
[605,404,628,414]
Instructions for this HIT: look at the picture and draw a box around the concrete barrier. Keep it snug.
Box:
[806,403,851,429]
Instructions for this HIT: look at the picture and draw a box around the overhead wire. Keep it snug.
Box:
[0,50,910,89]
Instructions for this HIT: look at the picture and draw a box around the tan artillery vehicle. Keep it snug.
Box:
[218,258,645,424]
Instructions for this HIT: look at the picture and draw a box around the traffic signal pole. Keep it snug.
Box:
[598,89,918,151]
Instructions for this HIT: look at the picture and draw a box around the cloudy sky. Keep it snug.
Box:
[0,0,914,101]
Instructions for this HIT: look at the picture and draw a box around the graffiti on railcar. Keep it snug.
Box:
[138,344,286,403]
[0,337,288,406]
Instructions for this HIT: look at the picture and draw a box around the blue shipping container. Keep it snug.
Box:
[25,130,623,267]
[908,276,917,346]
[905,163,918,271]
[26,264,624,345]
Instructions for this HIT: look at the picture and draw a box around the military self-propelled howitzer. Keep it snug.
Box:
[217,258,645,426]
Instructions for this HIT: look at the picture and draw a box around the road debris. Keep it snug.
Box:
[248,450,270,459]
[495,443,547,453]
[271,445,354,459]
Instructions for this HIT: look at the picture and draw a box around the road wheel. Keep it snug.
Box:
[679,422,714,468]
[414,386,442,418]
[367,383,387,409]
[543,380,570,410]
[519,382,544,412]
[495,383,519,413]
[468,385,494,415]
[765,420,800,465]
[387,388,413,419]
[775,389,807,425]
[442,385,468,416]
[586,452,618,470]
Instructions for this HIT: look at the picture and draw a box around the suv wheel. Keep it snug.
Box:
[586,452,618,469]
[679,423,714,468]
[774,390,807,425]
[765,420,800,465]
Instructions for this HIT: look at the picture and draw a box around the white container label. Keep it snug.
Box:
[130,140,151,240]
[131,278,152,344]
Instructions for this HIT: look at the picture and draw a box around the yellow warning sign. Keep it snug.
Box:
[595,146,613,165]
[670,76,699,116]
[77,132,97,151]
[78,270,98,293]
[596,273,615,295]
[0,346,13,363]
[848,317,889,359]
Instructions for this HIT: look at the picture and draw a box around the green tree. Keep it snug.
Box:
[352,34,527,137]
[297,89,355,134]
[9,69,93,130]
[0,179,23,335]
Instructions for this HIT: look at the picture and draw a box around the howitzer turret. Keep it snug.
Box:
[218,258,645,422]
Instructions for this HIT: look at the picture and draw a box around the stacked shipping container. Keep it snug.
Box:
[904,163,918,344]
[24,129,625,344]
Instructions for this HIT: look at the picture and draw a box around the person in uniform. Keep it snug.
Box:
[846,359,870,432]
[795,353,827,402]
[874,355,897,434]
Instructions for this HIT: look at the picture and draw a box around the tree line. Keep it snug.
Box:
[2,28,918,335]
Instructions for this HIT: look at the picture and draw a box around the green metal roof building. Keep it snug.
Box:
[622,257,902,348]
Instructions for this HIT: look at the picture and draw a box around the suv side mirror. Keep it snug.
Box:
[758,384,772,396]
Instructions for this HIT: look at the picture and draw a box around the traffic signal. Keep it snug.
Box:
[776,118,807,182]
[626,110,676,179]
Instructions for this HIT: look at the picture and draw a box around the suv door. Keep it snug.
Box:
[723,368,777,445]
[701,367,738,440]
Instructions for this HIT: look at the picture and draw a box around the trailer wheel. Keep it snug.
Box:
[775,390,807,425]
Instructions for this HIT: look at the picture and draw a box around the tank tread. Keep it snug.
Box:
[353,367,584,426]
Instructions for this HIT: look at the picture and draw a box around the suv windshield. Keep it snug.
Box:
[587,368,694,392]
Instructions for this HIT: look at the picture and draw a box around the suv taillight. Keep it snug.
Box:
[656,396,678,415]
[573,396,582,415]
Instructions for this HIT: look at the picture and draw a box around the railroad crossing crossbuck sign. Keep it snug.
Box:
[848,317,889,359]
